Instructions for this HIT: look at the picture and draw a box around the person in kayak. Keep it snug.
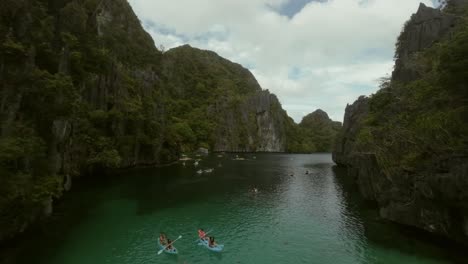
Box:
[166,238,173,250]
[159,233,167,245]
[208,236,217,248]
[198,229,206,239]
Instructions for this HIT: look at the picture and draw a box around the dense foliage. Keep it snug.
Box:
[159,45,262,152]
[286,110,341,153]
[0,0,168,239]
[354,6,468,176]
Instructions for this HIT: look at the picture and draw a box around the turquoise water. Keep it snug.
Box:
[7,154,466,264]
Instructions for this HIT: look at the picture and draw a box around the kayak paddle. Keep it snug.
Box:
[158,235,182,255]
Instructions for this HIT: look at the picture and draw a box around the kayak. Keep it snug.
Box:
[158,240,178,254]
[198,238,224,252]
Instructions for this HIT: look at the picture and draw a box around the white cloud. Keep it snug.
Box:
[128,0,434,122]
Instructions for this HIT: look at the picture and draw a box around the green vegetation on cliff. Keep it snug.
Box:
[355,6,468,175]
[160,45,268,152]
[0,0,169,240]
[333,1,468,244]
[287,110,341,153]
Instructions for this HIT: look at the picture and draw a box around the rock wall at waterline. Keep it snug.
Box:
[333,0,468,245]
[332,96,369,166]
[213,90,288,152]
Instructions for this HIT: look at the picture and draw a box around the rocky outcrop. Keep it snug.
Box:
[341,151,468,244]
[332,96,369,166]
[393,3,458,82]
[214,90,287,152]
[249,92,287,152]
[333,0,468,245]
[161,45,289,152]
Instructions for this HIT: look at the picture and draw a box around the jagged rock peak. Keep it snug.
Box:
[414,3,443,23]
[392,2,459,82]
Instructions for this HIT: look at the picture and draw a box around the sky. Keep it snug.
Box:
[128,0,438,122]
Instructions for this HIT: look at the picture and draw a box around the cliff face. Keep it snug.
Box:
[161,45,288,152]
[332,97,369,166]
[393,3,457,82]
[333,0,468,245]
[213,90,288,152]
[0,0,173,241]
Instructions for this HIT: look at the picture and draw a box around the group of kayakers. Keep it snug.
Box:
[158,228,218,251]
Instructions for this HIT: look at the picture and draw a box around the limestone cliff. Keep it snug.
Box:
[213,90,288,152]
[332,97,369,166]
[393,2,458,82]
[160,45,288,152]
[333,0,468,245]
[0,0,172,241]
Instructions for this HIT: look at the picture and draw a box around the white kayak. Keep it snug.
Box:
[158,240,178,254]
[198,238,224,252]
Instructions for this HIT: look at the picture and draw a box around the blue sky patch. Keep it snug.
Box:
[272,0,325,18]
[288,66,304,80]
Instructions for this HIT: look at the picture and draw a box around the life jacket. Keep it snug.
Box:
[198,230,206,238]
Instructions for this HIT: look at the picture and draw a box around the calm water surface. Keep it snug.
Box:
[7,154,466,264]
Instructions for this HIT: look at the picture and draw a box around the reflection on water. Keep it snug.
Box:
[2,154,467,264]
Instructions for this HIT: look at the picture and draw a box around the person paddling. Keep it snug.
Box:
[166,239,173,250]
[198,229,207,239]
[208,236,217,248]
[159,233,168,245]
